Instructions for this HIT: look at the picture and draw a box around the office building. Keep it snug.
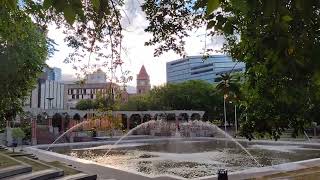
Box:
[24,80,65,109]
[53,67,62,81]
[166,55,245,84]
[42,67,62,81]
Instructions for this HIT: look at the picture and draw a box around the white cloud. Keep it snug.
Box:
[46,0,225,86]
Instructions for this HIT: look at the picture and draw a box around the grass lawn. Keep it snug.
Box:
[0,150,80,178]
[0,153,20,168]
[46,161,79,176]
[15,157,49,172]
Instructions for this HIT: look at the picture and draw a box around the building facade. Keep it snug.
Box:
[53,67,62,81]
[166,55,245,84]
[64,70,128,109]
[136,65,151,94]
[64,82,128,109]
[85,69,106,83]
[24,80,65,109]
[43,67,62,81]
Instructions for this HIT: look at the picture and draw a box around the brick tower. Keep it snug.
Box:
[137,65,151,94]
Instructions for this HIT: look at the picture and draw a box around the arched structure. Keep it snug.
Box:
[22,107,205,145]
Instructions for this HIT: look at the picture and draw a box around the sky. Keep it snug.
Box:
[45,0,225,87]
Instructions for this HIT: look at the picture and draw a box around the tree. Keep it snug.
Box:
[11,128,26,152]
[141,0,320,139]
[75,99,96,110]
[216,73,241,101]
[216,73,241,130]
[2,0,131,84]
[120,95,150,111]
[121,80,224,122]
[0,7,48,126]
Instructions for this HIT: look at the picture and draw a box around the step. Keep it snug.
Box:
[6,168,64,180]
[9,153,34,157]
[0,165,32,179]
[56,173,97,180]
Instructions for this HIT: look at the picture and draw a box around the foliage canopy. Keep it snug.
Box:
[0,7,48,123]
[141,0,320,139]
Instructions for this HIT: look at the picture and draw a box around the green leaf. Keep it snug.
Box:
[6,0,17,9]
[194,0,207,9]
[223,20,233,34]
[63,5,76,24]
[206,0,220,15]
[282,15,292,22]
[92,0,100,11]
[43,0,53,9]
[207,20,216,29]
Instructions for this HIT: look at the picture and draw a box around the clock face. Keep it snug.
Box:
[140,81,145,85]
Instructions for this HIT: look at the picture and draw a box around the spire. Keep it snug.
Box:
[137,65,149,80]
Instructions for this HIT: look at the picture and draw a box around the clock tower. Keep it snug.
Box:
[137,65,151,94]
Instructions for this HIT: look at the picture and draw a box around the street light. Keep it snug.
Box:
[223,94,228,132]
[46,97,54,109]
[235,104,237,136]
[229,101,237,137]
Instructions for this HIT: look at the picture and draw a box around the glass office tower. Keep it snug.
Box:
[166,55,245,84]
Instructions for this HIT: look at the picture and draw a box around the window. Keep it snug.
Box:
[191,63,213,70]
[170,59,188,66]
[91,94,94,99]
[76,95,79,99]
[191,68,213,75]
[72,95,75,99]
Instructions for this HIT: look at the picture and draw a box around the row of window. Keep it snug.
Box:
[191,68,214,75]
[170,59,189,66]
[67,88,108,95]
[71,94,94,99]
[190,63,213,70]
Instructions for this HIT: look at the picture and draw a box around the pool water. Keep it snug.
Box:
[51,139,320,179]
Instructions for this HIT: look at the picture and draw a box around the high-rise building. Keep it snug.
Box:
[42,67,61,81]
[136,65,151,94]
[53,67,62,81]
[43,67,55,80]
[166,55,245,84]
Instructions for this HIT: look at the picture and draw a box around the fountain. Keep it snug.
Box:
[32,113,320,180]
[100,119,260,166]
[304,131,311,142]
[46,121,89,151]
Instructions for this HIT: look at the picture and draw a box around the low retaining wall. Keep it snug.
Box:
[26,137,320,180]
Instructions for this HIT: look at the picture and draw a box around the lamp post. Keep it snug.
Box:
[234,104,237,137]
[229,101,237,137]
[223,94,228,132]
[46,97,54,109]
